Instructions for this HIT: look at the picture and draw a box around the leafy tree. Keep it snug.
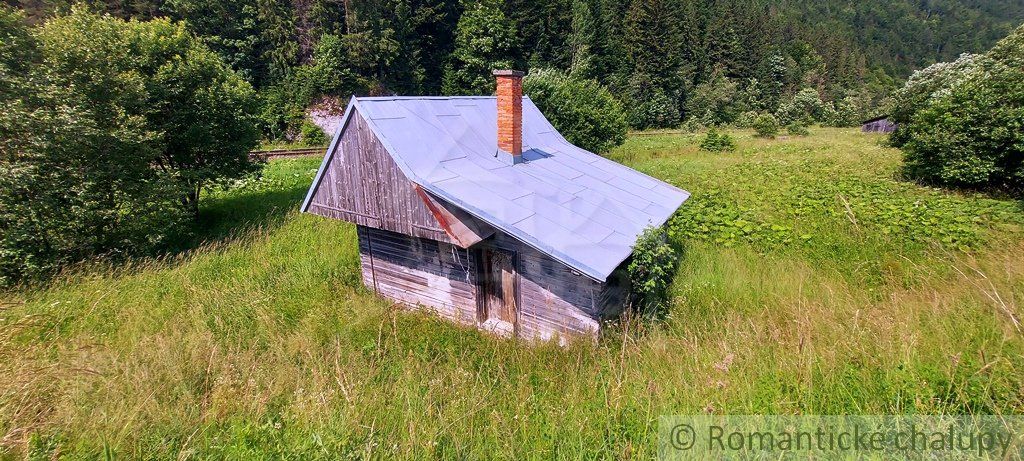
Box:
[1,7,260,285]
[40,11,261,215]
[441,0,518,95]
[775,88,825,125]
[889,53,978,146]
[523,68,627,154]
[685,66,742,125]
[902,25,1024,191]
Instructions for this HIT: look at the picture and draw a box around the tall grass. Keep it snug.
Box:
[1,129,1022,459]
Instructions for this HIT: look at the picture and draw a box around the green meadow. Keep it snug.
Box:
[2,128,1023,459]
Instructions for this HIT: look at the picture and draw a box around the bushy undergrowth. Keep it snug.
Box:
[787,123,810,136]
[752,113,780,138]
[298,119,329,146]
[627,226,677,316]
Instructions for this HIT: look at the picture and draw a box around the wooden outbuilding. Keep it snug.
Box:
[302,70,689,341]
[861,115,896,133]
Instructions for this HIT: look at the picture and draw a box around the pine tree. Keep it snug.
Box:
[257,0,299,82]
[626,0,682,85]
[568,0,598,79]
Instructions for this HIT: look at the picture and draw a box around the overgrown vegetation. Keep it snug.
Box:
[298,119,330,147]
[0,7,258,286]
[752,113,780,138]
[897,24,1024,192]
[627,226,678,316]
[3,129,1023,458]
[786,123,810,137]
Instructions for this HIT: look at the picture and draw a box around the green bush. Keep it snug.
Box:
[776,88,825,125]
[299,119,330,146]
[734,110,759,128]
[627,226,677,317]
[786,123,810,136]
[523,68,628,154]
[685,66,742,126]
[752,113,780,138]
[901,25,1024,190]
[699,128,737,152]
[0,7,259,285]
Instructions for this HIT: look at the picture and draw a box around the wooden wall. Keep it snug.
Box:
[358,226,478,324]
[357,225,619,341]
[307,110,452,243]
[479,233,603,340]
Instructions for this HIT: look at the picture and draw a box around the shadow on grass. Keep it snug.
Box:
[165,183,310,255]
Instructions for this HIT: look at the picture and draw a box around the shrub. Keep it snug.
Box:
[699,128,736,152]
[523,68,628,154]
[820,97,860,127]
[752,113,780,138]
[299,119,330,146]
[901,24,1024,191]
[685,66,742,126]
[0,7,258,285]
[786,123,809,136]
[627,226,677,317]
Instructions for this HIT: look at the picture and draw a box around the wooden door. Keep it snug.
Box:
[482,249,517,329]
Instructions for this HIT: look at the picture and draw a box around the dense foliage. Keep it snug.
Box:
[899,25,1024,191]
[699,128,736,152]
[8,0,1019,136]
[752,113,780,138]
[0,7,258,285]
[522,68,627,153]
[627,225,677,316]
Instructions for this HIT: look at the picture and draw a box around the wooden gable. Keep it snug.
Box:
[305,109,493,247]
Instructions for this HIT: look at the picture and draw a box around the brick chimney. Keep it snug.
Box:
[493,69,524,163]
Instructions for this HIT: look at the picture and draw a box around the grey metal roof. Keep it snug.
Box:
[302,96,690,281]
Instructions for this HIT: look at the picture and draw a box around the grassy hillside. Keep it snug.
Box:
[2,129,1023,459]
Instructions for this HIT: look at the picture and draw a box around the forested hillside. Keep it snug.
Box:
[6,0,1021,135]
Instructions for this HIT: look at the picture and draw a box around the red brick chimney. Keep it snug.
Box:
[493,69,524,162]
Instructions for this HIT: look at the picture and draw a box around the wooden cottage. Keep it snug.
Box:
[861,115,896,133]
[302,70,689,341]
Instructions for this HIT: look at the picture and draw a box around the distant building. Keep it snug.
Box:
[301,70,690,342]
[861,115,896,133]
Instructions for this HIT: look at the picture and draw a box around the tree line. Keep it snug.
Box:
[7,0,1022,137]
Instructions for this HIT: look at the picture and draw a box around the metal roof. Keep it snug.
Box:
[302,96,690,281]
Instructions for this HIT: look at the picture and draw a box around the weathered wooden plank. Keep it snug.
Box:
[307,111,452,243]
[357,226,479,323]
